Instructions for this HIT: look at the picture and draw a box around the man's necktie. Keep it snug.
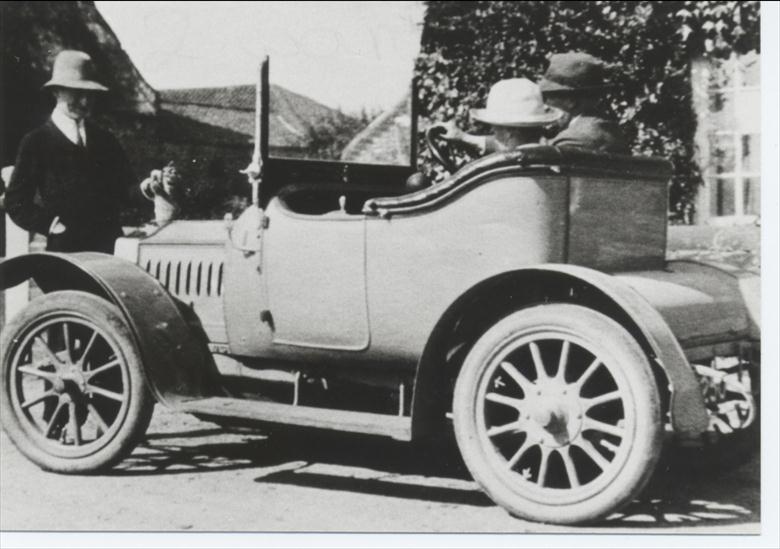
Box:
[75,122,85,147]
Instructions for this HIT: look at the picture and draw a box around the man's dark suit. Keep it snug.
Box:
[5,120,135,253]
[550,113,630,155]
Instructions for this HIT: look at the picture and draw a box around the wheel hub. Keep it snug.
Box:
[526,384,583,448]
[59,366,88,393]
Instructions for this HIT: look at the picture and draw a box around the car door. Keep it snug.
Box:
[263,198,370,351]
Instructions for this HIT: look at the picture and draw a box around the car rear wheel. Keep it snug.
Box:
[453,304,662,524]
[1,291,154,473]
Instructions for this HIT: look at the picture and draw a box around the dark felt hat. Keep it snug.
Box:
[43,50,108,92]
[539,52,613,94]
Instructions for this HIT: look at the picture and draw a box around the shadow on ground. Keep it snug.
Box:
[112,422,759,529]
[596,455,759,528]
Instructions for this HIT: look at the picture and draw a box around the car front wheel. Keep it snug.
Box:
[1,291,154,473]
[453,304,662,524]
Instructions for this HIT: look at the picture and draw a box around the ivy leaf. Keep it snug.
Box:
[679,24,693,42]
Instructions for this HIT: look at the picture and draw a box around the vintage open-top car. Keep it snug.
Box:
[0,60,760,525]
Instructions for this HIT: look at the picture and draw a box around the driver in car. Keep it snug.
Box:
[441,78,564,154]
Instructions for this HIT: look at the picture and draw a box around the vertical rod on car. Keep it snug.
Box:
[242,56,269,207]
[293,371,301,406]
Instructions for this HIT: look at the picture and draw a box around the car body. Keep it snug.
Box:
[0,60,760,525]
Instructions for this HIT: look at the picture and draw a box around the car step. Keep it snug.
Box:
[178,397,412,441]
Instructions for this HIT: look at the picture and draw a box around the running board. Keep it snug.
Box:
[178,397,412,441]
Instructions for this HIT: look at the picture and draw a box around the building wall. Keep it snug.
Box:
[691,52,761,225]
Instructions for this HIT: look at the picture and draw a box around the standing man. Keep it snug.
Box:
[539,52,630,155]
[5,50,136,253]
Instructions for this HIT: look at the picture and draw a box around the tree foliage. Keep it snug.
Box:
[415,1,760,221]
[304,111,371,161]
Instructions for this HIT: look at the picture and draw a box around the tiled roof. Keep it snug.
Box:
[160,84,339,149]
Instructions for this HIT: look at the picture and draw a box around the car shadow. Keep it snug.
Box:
[257,469,494,507]
[114,421,760,528]
[594,456,760,529]
[115,425,470,479]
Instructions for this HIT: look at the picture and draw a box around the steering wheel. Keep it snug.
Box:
[425,124,458,173]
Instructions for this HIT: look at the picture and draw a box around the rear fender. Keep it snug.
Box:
[413,264,710,439]
[549,265,710,436]
[0,252,223,407]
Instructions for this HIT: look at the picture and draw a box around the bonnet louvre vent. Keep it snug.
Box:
[145,259,224,297]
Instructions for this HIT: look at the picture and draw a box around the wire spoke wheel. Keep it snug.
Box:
[453,305,662,524]
[1,291,154,473]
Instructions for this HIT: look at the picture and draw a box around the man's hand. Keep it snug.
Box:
[439,121,487,154]
[440,120,465,142]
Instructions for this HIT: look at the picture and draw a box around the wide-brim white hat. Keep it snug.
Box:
[43,50,108,92]
[471,78,563,127]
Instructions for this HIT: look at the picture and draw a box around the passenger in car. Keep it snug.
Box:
[441,78,563,154]
[539,52,630,155]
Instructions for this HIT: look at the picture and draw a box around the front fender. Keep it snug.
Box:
[0,252,223,407]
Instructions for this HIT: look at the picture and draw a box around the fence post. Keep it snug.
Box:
[2,166,30,325]
[4,217,31,325]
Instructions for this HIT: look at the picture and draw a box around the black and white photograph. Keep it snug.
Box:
[0,1,777,547]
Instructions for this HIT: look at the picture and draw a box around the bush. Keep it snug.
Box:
[415,1,760,222]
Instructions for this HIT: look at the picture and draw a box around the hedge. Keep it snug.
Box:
[415,1,760,222]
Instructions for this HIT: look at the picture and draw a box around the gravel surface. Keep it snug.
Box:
[0,406,760,533]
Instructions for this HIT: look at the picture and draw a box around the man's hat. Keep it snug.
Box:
[43,50,108,92]
[471,78,564,127]
[538,52,613,94]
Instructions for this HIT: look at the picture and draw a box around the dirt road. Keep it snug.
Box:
[0,406,760,534]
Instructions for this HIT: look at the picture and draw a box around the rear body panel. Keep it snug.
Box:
[567,174,667,271]
[364,174,567,361]
[617,260,758,353]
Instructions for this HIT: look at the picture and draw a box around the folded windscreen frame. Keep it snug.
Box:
[258,57,418,206]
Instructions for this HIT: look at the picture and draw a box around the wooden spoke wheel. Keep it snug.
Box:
[453,304,662,524]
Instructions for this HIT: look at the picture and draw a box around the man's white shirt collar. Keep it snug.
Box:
[51,107,87,147]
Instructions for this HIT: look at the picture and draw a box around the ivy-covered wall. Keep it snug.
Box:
[415,1,760,222]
